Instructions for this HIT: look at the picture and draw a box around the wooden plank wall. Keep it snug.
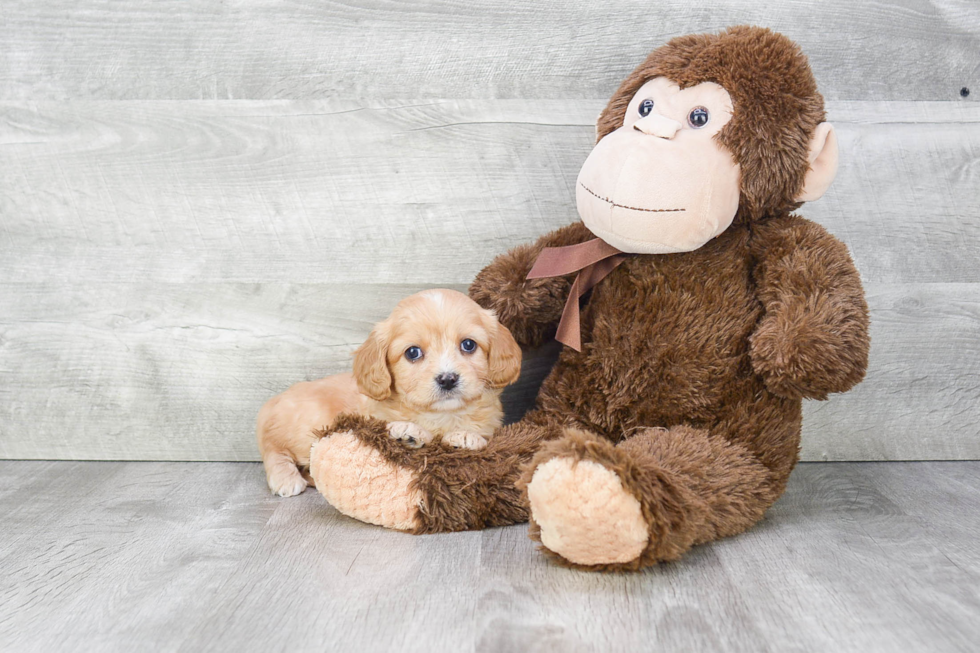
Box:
[1,1,978,461]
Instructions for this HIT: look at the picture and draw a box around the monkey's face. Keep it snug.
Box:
[577,78,741,254]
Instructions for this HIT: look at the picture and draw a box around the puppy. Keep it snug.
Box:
[256,289,522,497]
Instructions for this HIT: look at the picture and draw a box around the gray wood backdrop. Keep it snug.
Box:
[1,0,978,461]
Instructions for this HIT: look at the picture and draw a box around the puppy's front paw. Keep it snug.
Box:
[386,421,434,448]
[441,431,488,450]
[267,465,308,498]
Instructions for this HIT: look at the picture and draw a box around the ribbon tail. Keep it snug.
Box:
[552,254,627,352]
[554,273,586,351]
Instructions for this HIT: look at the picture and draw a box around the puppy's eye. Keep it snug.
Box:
[404,346,423,362]
[638,98,655,117]
[460,338,477,354]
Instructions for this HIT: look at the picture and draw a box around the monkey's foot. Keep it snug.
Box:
[523,430,650,569]
[310,429,422,532]
[310,413,535,534]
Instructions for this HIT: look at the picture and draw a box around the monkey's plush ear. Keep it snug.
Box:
[796,122,839,202]
[484,313,522,389]
[352,323,392,401]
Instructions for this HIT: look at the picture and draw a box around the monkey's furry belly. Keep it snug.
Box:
[538,240,766,436]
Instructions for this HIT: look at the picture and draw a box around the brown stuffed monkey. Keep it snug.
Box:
[309,26,870,570]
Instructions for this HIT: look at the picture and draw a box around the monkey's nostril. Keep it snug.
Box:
[435,373,459,390]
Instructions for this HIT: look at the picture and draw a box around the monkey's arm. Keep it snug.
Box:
[469,221,594,347]
[749,215,870,400]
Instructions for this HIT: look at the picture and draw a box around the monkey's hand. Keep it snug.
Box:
[469,221,593,348]
[750,294,869,400]
[749,216,870,400]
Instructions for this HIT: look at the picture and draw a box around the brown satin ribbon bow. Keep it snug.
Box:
[526,238,627,351]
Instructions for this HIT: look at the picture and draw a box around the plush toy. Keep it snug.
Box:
[309,26,870,570]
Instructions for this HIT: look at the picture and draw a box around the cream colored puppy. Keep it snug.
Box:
[256,289,522,497]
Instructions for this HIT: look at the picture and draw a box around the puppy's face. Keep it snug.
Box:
[352,289,521,411]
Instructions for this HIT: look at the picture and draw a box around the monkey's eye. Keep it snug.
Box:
[460,339,477,354]
[688,106,709,128]
[405,346,423,362]
[637,98,655,117]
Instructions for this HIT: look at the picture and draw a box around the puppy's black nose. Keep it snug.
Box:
[435,372,459,391]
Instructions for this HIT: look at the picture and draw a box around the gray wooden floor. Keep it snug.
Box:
[1,461,978,652]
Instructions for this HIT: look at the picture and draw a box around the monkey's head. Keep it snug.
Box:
[577,26,838,254]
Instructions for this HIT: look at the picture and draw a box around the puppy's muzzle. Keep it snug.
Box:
[435,372,460,392]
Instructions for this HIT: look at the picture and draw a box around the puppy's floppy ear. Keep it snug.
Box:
[352,321,392,401]
[483,311,522,388]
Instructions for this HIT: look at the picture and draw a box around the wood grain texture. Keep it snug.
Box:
[1,0,978,102]
[1,98,978,461]
[1,281,977,461]
[1,99,978,286]
[801,282,980,461]
[0,462,277,651]
[1,461,977,652]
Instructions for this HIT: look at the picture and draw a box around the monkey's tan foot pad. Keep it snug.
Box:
[310,431,422,532]
[526,456,649,567]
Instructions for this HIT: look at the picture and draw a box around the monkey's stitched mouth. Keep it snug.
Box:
[579,182,685,213]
